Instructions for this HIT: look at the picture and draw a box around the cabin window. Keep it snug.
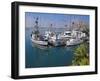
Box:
[65,33,71,36]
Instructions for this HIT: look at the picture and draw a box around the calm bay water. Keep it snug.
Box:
[25,27,77,68]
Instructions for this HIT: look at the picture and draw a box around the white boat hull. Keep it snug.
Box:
[48,39,66,46]
[66,38,83,46]
[31,38,48,46]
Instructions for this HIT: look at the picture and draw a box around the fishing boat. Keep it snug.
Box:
[48,39,66,47]
[31,17,87,47]
[31,34,48,46]
[66,38,83,46]
[58,31,72,39]
[44,31,66,46]
[58,30,86,46]
[31,18,48,46]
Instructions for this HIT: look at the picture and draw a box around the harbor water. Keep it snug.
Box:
[25,27,78,68]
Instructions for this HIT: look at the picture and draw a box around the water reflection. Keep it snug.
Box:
[32,42,49,50]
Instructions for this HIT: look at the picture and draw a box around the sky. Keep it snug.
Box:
[25,12,89,28]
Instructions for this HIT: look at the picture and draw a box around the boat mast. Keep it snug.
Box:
[72,15,75,31]
[48,24,53,32]
[33,17,39,34]
[70,15,73,31]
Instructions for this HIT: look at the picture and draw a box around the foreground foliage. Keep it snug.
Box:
[72,43,89,66]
